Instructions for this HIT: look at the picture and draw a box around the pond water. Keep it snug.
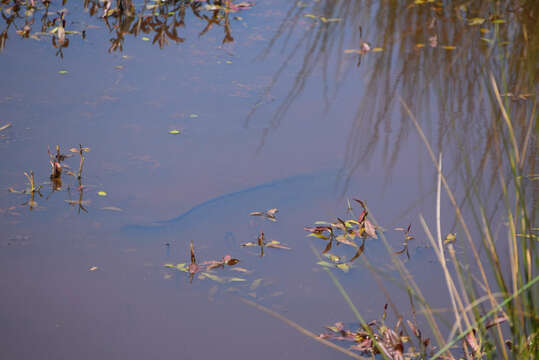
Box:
[0,1,536,359]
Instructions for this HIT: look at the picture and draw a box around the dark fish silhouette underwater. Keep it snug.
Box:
[122,169,349,243]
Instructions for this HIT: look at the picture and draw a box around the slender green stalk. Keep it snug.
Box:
[429,275,539,360]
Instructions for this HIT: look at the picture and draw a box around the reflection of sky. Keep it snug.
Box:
[0,1,514,359]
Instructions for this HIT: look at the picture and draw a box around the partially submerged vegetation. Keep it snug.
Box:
[0,0,256,54]
[1,1,536,359]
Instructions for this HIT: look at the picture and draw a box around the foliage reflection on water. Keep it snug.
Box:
[0,0,253,54]
[249,0,537,220]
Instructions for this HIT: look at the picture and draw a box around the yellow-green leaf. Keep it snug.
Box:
[468,17,485,26]
[97,191,107,196]
[336,263,350,273]
[317,261,334,268]
[169,129,181,135]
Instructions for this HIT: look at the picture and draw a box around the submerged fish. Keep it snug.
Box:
[123,169,345,241]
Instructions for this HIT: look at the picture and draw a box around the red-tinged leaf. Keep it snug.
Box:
[485,315,508,329]
[69,148,79,153]
[358,210,368,223]
[407,224,411,233]
[423,337,430,348]
[257,232,265,246]
[188,263,199,274]
[383,328,404,360]
[350,338,373,351]
[364,219,377,239]
[226,258,240,266]
[319,333,333,339]
[322,240,333,254]
[335,235,356,247]
[304,226,332,234]
[465,330,480,354]
[266,241,290,250]
[349,239,365,262]
[222,255,232,263]
[241,241,258,247]
[335,322,345,332]
[407,320,421,338]
[266,208,278,216]
[249,211,264,216]
[206,262,224,270]
[354,198,366,209]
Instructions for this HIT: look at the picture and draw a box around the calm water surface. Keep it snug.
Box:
[0,1,536,359]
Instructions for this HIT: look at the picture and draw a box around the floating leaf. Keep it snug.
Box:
[349,240,365,262]
[201,272,224,283]
[324,253,341,263]
[364,219,377,239]
[142,37,150,41]
[231,267,251,273]
[468,17,485,26]
[168,129,181,135]
[228,277,247,282]
[89,266,98,271]
[491,19,506,24]
[441,45,457,50]
[188,263,200,274]
[97,191,107,196]
[317,261,333,267]
[164,263,175,268]
[189,113,199,118]
[336,263,350,273]
[101,206,123,212]
[250,278,263,290]
[176,263,188,272]
[335,235,356,247]
[58,70,69,74]
[266,240,290,250]
[0,123,12,132]
[304,14,317,19]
